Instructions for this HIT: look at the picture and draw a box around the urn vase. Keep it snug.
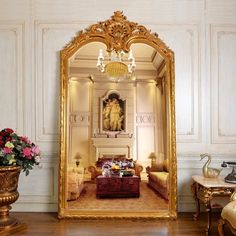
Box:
[0,166,26,234]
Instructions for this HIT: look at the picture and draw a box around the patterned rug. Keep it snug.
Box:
[68,180,168,211]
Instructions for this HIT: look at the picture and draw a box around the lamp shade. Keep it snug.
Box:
[148,152,157,160]
[74,153,82,160]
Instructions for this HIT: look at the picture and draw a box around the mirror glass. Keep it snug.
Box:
[59,12,176,219]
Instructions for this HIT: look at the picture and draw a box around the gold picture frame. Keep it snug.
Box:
[59,11,177,219]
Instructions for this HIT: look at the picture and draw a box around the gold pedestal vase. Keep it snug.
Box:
[0,166,27,234]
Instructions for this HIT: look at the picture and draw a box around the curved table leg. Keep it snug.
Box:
[191,182,200,220]
[205,205,211,234]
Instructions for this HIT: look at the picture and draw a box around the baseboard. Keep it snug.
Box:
[12,203,58,212]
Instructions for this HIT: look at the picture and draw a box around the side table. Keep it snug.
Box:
[191,175,236,234]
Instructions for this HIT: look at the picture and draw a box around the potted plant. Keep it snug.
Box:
[0,128,41,234]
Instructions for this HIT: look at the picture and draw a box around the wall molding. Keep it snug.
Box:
[136,113,155,125]
[18,163,58,203]
[0,22,24,133]
[148,24,201,143]
[35,22,87,142]
[210,24,236,144]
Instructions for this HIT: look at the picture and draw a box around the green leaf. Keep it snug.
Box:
[7,155,12,161]
[17,160,23,166]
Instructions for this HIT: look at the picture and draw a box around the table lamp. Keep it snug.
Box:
[74,153,82,167]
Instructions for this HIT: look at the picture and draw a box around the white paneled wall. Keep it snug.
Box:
[0,24,24,133]
[211,25,236,144]
[68,80,92,167]
[136,82,157,165]
[35,23,83,145]
[159,26,200,143]
[0,0,235,212]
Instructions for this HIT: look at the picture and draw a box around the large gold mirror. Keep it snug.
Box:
[59,11,176,219]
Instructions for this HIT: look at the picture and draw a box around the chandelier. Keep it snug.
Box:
[96,49,136,82]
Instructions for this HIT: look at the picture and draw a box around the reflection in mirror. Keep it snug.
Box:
[67,42,168,209]
[59,11,176,219]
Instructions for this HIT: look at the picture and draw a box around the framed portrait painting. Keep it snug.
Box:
[100,90,126,133]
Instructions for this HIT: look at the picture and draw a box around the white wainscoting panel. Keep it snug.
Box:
[136,126,155,163]
[150,25,201,143]
[136,83,157,161]
[35,23,86,143]
[12,156,58,212]
[211,25,236,144]
[136,83,155,113]
[0,23,24,133]
[69,80,91,113]
[69,126,89,166]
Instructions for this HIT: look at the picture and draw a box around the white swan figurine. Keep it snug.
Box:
[200,153,222,178]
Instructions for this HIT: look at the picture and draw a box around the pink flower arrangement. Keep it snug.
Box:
[0,128,41,175]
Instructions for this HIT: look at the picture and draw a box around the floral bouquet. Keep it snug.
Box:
[0,128,41,175]
[111,164,120,172]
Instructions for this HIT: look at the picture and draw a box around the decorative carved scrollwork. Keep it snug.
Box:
[0,166,20,193]
[0,166,21,230]
[62,11,173,59]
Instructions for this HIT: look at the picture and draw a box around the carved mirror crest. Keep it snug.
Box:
[59,11,177,219]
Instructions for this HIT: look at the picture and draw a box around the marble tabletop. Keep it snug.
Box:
[192,175,236,188]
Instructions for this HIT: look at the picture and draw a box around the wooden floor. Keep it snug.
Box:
[2,212,234,236]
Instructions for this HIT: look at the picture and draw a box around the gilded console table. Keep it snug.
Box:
[191,175,236,234]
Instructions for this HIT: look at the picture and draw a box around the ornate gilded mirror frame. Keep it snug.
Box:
[59,11,177,219]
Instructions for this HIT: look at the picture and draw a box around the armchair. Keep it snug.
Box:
[218,190,236,235]
[146,156,169,200]
[67,167,84,201]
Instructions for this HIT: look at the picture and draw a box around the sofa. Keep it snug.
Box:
[146,158,169,200]
[88,155,143,180]
[218,190,236,236]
